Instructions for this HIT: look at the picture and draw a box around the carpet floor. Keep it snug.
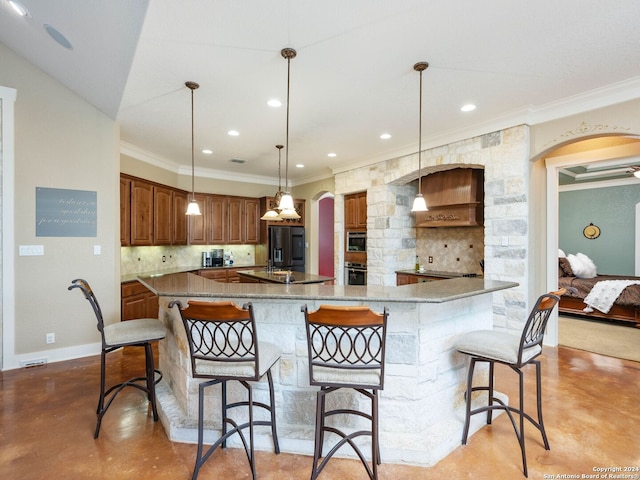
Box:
[558,315,640,362]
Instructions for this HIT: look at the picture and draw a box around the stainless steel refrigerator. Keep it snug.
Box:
[269,226,305,272]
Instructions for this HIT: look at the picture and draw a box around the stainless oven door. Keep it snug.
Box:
[345,266,367,285]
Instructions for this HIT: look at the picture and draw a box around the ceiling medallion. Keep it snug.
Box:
[583,223,600,239]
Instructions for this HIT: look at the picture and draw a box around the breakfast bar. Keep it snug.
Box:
[139,272,517,467]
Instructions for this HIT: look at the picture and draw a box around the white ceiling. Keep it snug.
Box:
[2,0,640,186]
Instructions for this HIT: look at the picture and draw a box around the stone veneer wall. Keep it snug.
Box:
[334,125,530,334]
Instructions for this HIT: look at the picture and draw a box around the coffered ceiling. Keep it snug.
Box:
[1,0,640,185]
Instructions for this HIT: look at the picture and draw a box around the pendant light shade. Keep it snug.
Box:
[261,145,285,221]
[185,81,201,216]
[411,62,429,213]
[277,47,300,220]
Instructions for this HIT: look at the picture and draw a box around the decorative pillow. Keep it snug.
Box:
[576,253,597,278]
[567,253,597,279]
[558,257,574,277]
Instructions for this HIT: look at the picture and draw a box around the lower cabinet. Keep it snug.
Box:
[396,273,446,285]
[197,267,256,283]
[121,281,159,320]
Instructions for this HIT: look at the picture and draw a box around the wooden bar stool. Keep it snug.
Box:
[170,300,281,480]
[68,278,167,438]
[302,304,389,480]
[454,289,564,477]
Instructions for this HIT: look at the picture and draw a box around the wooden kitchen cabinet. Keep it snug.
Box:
[121,281,158,320]
[396,272,448,285]
[244,198,260,244]
[188,193,209,245]
[153,185,173,245]
[197,269,228,282]
[345,191,367,230]
[120,176,131,246]
[172,190,189,245]
[208,195,228,244]
[130,179,154,246]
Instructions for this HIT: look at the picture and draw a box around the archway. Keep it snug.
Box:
[542,135,640,345]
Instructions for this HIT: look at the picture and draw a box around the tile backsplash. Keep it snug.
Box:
[416,227,484,275]
[121,245,257,275]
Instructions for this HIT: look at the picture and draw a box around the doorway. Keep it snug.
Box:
[544,135,640,347]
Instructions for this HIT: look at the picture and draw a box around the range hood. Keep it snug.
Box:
[415,168,484,227]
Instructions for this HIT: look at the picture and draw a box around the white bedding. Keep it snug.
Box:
[583,280,640,314]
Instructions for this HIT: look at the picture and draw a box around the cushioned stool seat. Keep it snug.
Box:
[170,300,281,480]
[302,304,389,480]
[68,278,166,438]
[454,289,564,477]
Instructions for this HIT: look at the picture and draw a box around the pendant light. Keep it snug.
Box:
[411,62,429,213]
[185,81,202,216]
[277,47,301,220]
[260,145,285,221]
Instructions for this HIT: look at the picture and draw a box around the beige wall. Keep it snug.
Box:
[1,43,120,367]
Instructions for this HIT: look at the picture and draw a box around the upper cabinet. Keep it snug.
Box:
[121,174,266,246]
[345,191,367,230]
[415,168,484,228]
[120,176,131,246]
[122,174,188,246]
[130,179,154,245]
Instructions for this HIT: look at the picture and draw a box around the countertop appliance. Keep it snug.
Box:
[345,262,367,285]
[212,248,224,267]
[269,226,305,273]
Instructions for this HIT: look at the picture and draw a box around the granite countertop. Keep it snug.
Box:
[237,270,334,284]
[138,271,517,304]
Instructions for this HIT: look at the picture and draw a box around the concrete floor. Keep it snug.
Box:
[1,345,638,479]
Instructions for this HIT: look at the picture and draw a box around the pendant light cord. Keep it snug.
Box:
[191,86,195,200]
[285,54,291,193]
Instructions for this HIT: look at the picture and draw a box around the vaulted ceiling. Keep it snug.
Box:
[2,0,640,185]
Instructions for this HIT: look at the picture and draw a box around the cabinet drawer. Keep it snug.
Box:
[121,281,150,297]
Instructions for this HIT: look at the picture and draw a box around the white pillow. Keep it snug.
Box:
[558,249,566,258]
[576,253,597,278]
[567,253,597,278]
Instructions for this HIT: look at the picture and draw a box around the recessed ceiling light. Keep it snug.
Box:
[8,0,29,16]
[461,104,476,112]
[296,164,304,168]
[202,149,213,154]
[227,130,239,136]
[380,133,391,140]
[267,99,282,107]
[44,24,73,49]
[327,152,337,157]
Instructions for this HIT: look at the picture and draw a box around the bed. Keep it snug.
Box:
[558,257,640,327]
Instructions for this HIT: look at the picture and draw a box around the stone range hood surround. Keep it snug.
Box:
[415,167,484,227]
[334,125,530,339]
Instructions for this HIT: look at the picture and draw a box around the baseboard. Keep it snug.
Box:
[3,342,101,371]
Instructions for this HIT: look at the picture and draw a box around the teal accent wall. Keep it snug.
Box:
[559,184,640,275]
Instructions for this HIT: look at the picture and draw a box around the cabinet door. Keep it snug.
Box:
[345,194,357,229]
[120,176,131,246]
[209,195,228,244]
[198,269,228,282]
[244,198,260,244]
[188,193,209,245]
[172,190,189,245]
[227,197,244,244]
[153,186,173,245]
[356,192,367,228]
[130,180,153,246]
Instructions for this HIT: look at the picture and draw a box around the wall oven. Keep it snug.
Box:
[346,231,366,252]
[345,262,367,285]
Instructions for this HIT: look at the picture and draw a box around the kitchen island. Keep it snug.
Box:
[237,269,334,284]
[139,272,517,468]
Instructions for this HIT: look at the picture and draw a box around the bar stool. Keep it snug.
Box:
[68,278,166,438]
[302,304,389,480]
[454,289,564,477]
[169,300,281,480]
